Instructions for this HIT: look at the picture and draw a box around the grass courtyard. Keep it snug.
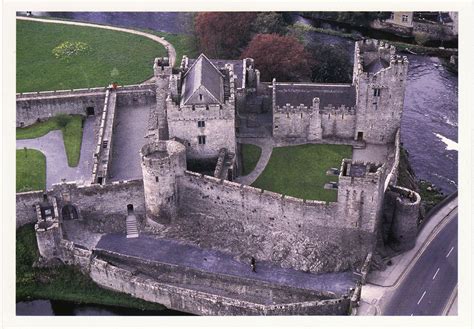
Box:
[240,144,262,176]
[16,224,169,311]
[17,20,167,92]
[16,149,46,193]
[252,144,352,202]
[17,114,84,167]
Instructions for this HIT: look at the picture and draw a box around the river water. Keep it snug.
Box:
[15,11,458,315]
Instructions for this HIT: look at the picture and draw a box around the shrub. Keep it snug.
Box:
[52,41,91,61]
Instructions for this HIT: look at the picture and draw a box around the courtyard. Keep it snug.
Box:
[250,144,352,202]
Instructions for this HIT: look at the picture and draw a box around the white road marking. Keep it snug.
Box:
[417,291,427,305]
[432,268,440,280]
[446,246,454,258]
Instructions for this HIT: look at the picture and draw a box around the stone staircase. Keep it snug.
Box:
[126,215,139,239]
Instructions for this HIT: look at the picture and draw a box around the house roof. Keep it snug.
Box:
[188,58,244,89]
[275,83,356,109]
[181,54,224,105]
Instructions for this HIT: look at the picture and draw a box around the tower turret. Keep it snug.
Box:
[140,140,186,225]
[154,57,171,140]
[337,159,387,234]
[352,39,409,144]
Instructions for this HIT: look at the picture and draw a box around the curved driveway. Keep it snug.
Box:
[17,16,177,67]
[16,117,96,188]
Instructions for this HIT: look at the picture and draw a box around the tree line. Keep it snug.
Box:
[194,12,352,83]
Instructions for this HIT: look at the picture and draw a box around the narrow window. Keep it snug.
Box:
[373,88,381,97]
[199,94,203,101]
[198,135,206,145]
[198,120,205,128]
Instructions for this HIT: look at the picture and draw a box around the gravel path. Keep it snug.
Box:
[16,117,96,188]
[97,233,357,295]
[235,137,274,186]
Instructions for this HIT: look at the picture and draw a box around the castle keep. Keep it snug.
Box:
[16,39,421,315]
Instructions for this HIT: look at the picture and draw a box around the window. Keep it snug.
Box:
[402,15,409,22]
[198,120,205,128]
[198,135,206,145]
[373,88,381,97]
[199,94,203,101]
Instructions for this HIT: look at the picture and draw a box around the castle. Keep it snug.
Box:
[16,39,421,315]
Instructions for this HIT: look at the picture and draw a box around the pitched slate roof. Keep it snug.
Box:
[188,58,244,89]
[275,83,356,109]
[181,54,224,105]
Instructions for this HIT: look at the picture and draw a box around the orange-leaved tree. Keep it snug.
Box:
[241,34,310,82]
[194,12,257,59]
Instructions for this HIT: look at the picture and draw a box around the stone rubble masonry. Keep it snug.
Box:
[92,89,117,184]
[353,39,408,145]
[166,62,237,160]
[16,179,146,231]
[140,140,186,225]
[272,39,408,147]
[16,85,156,128]
[383,185,421,251]
[154,57,172,140]
[176,167,377,273]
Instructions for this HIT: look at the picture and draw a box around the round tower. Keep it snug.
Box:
[389,185,421,251]
[140,140,186,225]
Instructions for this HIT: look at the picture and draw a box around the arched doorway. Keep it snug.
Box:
[62,204,78,220]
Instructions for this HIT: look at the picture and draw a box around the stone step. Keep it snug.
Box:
[126,217,139,239]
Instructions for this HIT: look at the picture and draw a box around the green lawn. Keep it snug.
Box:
[16,149,46,192]
[148,30,199,67]
[16,224,168,311]
[252,144,352,202]
[17,114,84,167]
[241,144,262,176]
[17,20,167,92]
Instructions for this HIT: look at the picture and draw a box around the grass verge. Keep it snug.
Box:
[240,144,262,176]
[16,224,168,311]
[17,115,84,167]
[16,149,46,192]
[252,144,352,202]
[17,19,167,92]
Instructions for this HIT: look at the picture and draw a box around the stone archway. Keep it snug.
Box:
[61,204,78,220]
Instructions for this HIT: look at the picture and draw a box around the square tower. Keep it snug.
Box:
[353,40,409,144]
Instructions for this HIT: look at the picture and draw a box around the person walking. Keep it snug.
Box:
[250,256,256,273]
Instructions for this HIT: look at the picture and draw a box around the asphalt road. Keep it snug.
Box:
[383,213,458,315]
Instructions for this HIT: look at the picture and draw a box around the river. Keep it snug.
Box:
[15,11,458,315]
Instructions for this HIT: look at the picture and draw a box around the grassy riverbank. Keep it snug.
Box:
[17,20,167,92]
[16,224,168,311]
[17,114,84,167]
[16,149,46,192]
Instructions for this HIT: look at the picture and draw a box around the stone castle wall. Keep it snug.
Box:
[176,171,374,273]
[16,85,156,127]
[273,104,356,142]
[16,180,146,232]
[89,256,350,315]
